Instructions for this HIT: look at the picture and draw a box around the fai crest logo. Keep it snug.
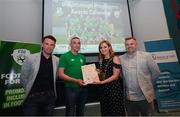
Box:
[11,49,30,65]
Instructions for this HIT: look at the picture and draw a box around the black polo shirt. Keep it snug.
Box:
[30,53,54,93]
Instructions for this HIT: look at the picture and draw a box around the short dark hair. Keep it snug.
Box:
[42,35,56,43]
[70,36,80,44]
[125,37,136,41]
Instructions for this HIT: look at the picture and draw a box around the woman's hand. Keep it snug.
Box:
[96,69,101,75]
[92,80,103,85]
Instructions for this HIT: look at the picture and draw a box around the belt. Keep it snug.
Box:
[28,90,54,98]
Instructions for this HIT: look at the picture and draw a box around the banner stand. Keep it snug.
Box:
[0,40,40,115]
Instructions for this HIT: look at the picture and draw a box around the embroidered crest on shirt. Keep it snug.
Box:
[80,59,83,63]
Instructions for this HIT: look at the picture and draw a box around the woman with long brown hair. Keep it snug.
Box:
[94,40,125,116]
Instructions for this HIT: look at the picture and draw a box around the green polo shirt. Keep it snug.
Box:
[59,51,86,87]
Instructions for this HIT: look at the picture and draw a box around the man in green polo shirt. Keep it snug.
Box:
[58,36,87,116]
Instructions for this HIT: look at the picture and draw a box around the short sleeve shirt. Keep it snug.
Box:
[59,51,86,87]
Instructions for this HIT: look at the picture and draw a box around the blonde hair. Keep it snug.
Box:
[98,40,114,61]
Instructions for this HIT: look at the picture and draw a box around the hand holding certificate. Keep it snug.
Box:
[81,64,100,84]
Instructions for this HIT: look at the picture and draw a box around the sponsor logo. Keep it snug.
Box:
[80,59,84,63]
[151,50,178,63]
[11,49,30,65]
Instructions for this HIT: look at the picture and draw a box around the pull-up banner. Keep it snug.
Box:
[163,0,180,63]
[0,40,40,115]
[145,39,180,112]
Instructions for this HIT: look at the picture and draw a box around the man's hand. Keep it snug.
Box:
[76,79,86,86]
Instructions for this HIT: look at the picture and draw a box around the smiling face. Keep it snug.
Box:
[99,42,110,57]
[70,37,81,53]
[98,40,114,60]
[125,38,137,55]
[42,38,55,55]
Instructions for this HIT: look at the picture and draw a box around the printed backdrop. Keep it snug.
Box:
[145,39,180,112]
[0,40,40,115]
[163,0,180,62]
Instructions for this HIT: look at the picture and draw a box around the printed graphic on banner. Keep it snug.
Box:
[145,39,180,112]
[163,0,180,62]
[0,40,40,114]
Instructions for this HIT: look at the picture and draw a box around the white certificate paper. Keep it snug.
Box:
[81,64,100,84]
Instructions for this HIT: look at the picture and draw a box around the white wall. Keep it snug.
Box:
[129,0,170,51]
[0,0,42,43]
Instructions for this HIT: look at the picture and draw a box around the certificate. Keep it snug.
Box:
[81,64,100,84]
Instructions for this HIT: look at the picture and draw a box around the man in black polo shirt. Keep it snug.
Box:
[20,35,59,116]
